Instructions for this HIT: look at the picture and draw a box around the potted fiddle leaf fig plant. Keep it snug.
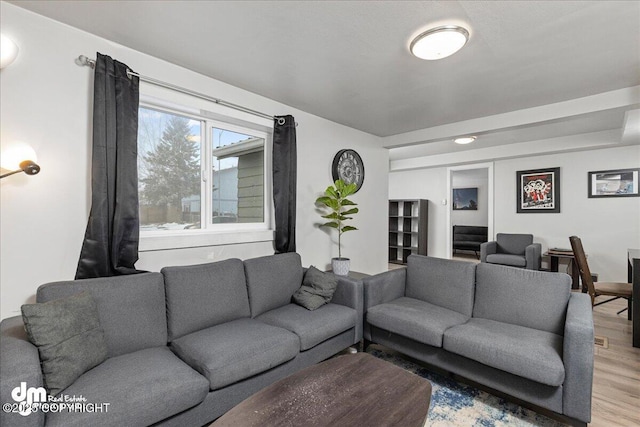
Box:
[316,179,358,276]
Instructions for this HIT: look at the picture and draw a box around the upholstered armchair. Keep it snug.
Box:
[480,233,541,270]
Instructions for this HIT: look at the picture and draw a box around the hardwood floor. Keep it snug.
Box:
[590,297,639,427]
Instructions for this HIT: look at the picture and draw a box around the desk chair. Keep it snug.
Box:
[570,236,632,320]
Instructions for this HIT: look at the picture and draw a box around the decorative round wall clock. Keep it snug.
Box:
[332,149,365,193]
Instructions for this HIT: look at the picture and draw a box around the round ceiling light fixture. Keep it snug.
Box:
[454,136,476,145]
[410,25,469,60]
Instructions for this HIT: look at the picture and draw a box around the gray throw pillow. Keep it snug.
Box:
[293,266,338,310]
[21,291,107,395]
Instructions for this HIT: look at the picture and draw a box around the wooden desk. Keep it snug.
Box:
[629,249,640,348]
[212,353,431,427]
[545,252,580,290]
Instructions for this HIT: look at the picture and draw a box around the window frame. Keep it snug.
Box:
[137,99,273,250]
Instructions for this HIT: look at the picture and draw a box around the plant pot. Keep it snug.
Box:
[332,257,350,276]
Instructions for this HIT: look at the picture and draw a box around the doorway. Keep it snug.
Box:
[446,163,494,260]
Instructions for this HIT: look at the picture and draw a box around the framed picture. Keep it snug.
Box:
[452,188,478,210]
[588,168,640,198]
[516,167,560,213]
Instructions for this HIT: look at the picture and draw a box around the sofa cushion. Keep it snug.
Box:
[36,272,167,358]
[496,233,533,255]
[443,318,565,386]
[366,297,469,347]
[44,347,209,427]
[485,254,526,267]
[162,259,250,341]
[257,303,356,350]
[474,263,571,335]
[292,266,339,310]
[244,253,304,317]
[406,255,476,317]
[170,318,298,391]
[453,226,488,246]
[453,241,482,251]
[21,292,107,396]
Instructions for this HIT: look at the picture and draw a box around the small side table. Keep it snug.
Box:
[545,252,580,290]
[327,270,370,280]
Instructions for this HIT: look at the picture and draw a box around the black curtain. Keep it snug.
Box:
[273,115,297,253]
[75,53,143,279]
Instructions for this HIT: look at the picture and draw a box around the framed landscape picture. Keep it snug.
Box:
[516,167,560,213]
[452,188,478,210]
[588,168,640,198]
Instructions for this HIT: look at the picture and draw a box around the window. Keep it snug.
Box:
[137,104,268,234]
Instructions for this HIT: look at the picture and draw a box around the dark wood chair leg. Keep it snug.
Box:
[629,298,633,321]
[362,339,372,352]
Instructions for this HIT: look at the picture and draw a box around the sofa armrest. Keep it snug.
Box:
[480,241,497,262]
[562,293,594,423]
[363,269,406,311]
[525,243,542,270]
[331,276,363,343]
[1,316,45,427]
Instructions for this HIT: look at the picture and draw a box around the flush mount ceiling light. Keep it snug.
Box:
[454,136,476,145]
[410,25,469,60]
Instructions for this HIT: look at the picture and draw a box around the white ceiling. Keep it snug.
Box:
[9,1,640,152]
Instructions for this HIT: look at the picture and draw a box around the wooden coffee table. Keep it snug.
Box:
[212,352,432,426]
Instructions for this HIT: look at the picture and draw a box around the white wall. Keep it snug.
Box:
[451,169,488,227]
[390,144,640,282]
[0,3,388,319]
[388,167,449,259]
[494,145,640,282]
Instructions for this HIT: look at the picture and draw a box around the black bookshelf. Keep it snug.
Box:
[388,199,428,264]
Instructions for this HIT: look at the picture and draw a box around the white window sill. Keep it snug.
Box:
[139,229,274,252]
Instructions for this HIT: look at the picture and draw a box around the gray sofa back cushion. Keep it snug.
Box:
[406,255,476,317]
[162,258,250,341]
[36,273,167,358]
[496,233,533,255]
[244,253,304,317]
[474,263,571,335]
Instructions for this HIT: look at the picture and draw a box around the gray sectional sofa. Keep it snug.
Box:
[0,253,363,427]
[363,255,594,426]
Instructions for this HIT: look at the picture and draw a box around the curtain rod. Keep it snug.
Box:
[77,55,285,125]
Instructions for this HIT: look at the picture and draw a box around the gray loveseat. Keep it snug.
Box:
[0,253,362,427]
[363,255,594,425]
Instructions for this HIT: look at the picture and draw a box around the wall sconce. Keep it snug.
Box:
[0,144,41,179]
[1,34,19,69]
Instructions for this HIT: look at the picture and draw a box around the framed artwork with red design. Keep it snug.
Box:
[516,167,560,213]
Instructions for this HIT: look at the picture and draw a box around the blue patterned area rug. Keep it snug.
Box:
[366,347,567,426]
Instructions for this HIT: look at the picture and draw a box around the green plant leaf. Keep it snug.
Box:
[322,212,340,219]
[341,182,357,197]
[315,196,332,205]
[341,226,358,232]
[325,199,339,210]
[335,179,345,192]
[341,199,357,206]
[342,207,359,215]
[325,186,337,198]
[338,215,352,221]
[321,222,339,228]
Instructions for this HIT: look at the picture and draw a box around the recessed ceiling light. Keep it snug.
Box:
[410,25,469,60]
[454,136,476,145]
